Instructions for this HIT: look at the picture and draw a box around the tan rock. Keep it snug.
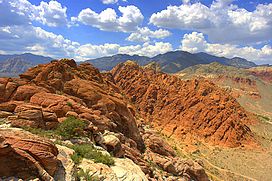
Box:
[102,132,124,157]
[111,158,148,181]
[54,144,76,181]
[66,111,78,118]
[0,111,13,118]
[79,159,117,181]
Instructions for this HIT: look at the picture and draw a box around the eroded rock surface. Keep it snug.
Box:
[0,59,211,181]
[0,128,59,180]
[0,59,144,151]
[112,62,256,147]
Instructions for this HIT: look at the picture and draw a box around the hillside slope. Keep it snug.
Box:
[177,62,272,120]
[111,61,257,147]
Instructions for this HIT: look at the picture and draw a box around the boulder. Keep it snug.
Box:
[12,85,48,101]
[111,158,148,181]
[66,111,78,118]
[102,132,124,157]
[0,111,13,118]
[10,104,44,128]
[78,159,117,181]
[30,92,75,118]
[143,131,176,157]
[0,128,59,180]
[147,152,209,181]
[54,145,76,181]
[0,101,19,112]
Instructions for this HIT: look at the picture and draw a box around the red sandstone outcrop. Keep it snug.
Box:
[0,59,211,180]
[0,128,58,180]
[111,61,257,147]
[0,59,144,151]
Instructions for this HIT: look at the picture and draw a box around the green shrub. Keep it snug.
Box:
[76,169,99,181]
[70,144,115,166]
[22,127,59,139]
[71,152,82,164]
[56,117,87,139]
[67,101,73,107]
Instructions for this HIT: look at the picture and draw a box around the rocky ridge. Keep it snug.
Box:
[0,59,209,181]
[111,61,257,148]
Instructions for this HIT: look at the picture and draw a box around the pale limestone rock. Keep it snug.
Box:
[111,158,148,181]
[0,111,13,118]
[54,145,76,181]
[79,159,117,181]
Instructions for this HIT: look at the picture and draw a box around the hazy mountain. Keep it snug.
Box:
[86,51,257,73]
[0,53,53,77]
[228,57,257,68]
[85,54,150,71]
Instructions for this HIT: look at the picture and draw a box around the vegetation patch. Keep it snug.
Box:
[55,116,87,139]
[76,168,99,181]
[22,127,60,139]
[70,143,115,166]
[67,101,73,107]
[23,117,87,140]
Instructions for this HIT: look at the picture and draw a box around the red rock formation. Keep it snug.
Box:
[0,59,145,151]
[111,62,257,147]
[0,128,58,180]
[249,67,272,83]
[0,59,211,180]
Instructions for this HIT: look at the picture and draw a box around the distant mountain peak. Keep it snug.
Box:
[86,51,257,73]
[0,53,53,77]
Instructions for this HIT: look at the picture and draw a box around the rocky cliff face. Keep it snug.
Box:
[111,61,257,148]
[0,59,209,181]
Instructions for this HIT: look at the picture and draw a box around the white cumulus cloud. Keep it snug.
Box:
[33,0,68,27]
[150,0,272,44]
[126,27,171,42]
[76,42,173,59]
[119,42,173,57]
[180,32,272,64]
[72,5,144,32]
[2,0,68,27]
[101,0,118,4]
[101,0,128,4]
[0,25,79,58]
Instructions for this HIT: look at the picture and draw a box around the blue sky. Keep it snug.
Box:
[0,0,272,64]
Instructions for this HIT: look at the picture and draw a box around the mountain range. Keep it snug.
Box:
[0,51,264,77]
[0,53,52,77]
[86,51,257,73]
